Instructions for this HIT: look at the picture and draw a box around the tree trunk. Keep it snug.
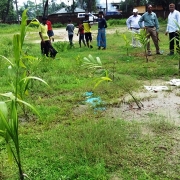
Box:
[3,0,11,23]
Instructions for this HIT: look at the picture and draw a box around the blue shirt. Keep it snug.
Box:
[98,18,107,29]
[138,12,159,31]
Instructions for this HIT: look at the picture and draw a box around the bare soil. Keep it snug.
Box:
[25,26,127,44]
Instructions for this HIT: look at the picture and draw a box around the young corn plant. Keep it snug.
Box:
[82,54,143,109]
[121,33,130,56]
[135,29,150,63]
[0,10,47,180]
[0,12,45,118]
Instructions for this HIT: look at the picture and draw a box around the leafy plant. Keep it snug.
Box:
[82,54,112,88]
[135,29,150,62]
[53,41,71,52]
[121,33,130,56]
[0,10,47,180]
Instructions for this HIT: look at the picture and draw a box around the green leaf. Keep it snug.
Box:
[16,98,40,117]
[20,76,49,86]
[6,143,13,165]
[0,55,14,66]
[0,130,5,138]
[20,9,28,47]
[88,54,95,62]
[13,34,21,66]
[96,57,102,65]
[0,101,8,119]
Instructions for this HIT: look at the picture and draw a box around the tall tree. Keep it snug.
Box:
[0,0,14,23]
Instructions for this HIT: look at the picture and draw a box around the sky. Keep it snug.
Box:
[17,0,121,6]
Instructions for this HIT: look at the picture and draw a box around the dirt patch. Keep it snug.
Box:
[25,26,127,44]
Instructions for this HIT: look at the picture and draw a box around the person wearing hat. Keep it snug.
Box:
[126,8,142,47]
[138,4,162,56]
[39,16,57,58]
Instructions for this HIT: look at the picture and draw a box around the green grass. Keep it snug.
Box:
[0,21,180,179]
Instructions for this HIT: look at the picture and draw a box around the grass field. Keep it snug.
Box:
[0,20,180,180]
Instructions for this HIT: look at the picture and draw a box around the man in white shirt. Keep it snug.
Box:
[165,3,180,55]
[126,8,142,47]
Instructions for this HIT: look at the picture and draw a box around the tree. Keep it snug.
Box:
[77,0,97,12]
[0,0,15,23]
[147,0,180,11]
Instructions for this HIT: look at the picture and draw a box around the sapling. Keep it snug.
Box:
[121,33,130,56]
[135,29,150,62]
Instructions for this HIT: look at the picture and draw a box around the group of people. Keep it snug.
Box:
[126,3,180,56]
[66,11,107,50]
[38,3,180,58]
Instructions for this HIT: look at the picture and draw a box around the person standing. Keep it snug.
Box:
[66,19,74,46]
[46,18,54,42]
[126,8,142,47]
[97,11,107,50]
[39,17,57,58]
[138,4,162,56]
[77,20,86,47]
[165,3,180,55]
[83,14,93,48]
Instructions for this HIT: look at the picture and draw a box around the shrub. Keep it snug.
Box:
[53,41,71,52]
[53,23,64,28]
[108,19,126,26]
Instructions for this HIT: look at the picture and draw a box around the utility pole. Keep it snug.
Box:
[106,0,108,13]
[14,0,20,24]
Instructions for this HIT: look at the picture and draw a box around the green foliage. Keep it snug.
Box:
[121,33,130,56]
[108,19,126,26]
[135,29,150,62]
[82,54,112,88]
[0,9,47,180]
[53,22,64,28]
[53,41,72,52]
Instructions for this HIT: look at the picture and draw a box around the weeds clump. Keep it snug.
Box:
[108,19,126,26]
[53,22,64,28]
[53,41,72,52]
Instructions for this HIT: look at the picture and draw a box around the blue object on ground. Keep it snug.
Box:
[83,92,106,112]
[86,97,101,106]
[84,91,93,97]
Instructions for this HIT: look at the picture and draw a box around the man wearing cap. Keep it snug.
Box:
[138,4,162,56]
[165,3,180,56]
[126,8,142,47]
